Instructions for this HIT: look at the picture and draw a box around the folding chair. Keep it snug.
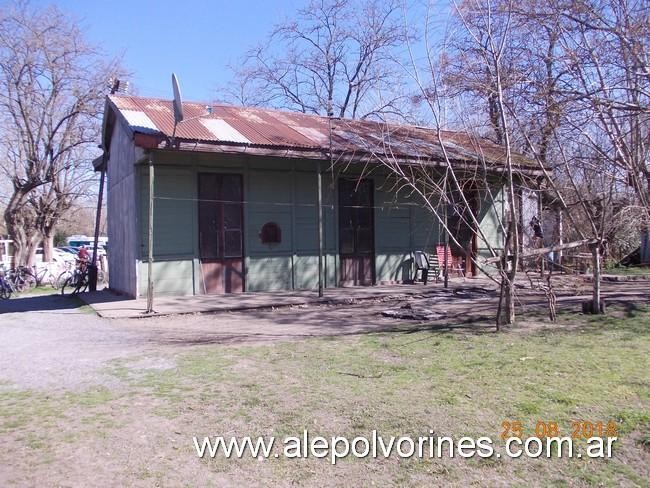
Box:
[414,251,430,285]
[427,252,441,282]
[436,245,452,281]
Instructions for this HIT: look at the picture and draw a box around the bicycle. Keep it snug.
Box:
[30,264,58,288]
[61,260,89,296]
[7,265,36,292]
[0,265,14,299]
[54,261,75,289]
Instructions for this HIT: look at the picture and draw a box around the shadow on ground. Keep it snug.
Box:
[122,281,650,347]
[0,293,84,314]
[129,294,503,348]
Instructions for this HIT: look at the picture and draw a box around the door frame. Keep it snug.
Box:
[197,172,245,294]
[337,177,375,286]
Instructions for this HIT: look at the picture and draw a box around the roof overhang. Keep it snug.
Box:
[101,94,547,178]
[165,139,546,177]
[91,154,106,172]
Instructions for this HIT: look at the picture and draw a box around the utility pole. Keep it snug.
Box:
[146,154,155,313]
[89,165,106,292]
[317,160,324,298]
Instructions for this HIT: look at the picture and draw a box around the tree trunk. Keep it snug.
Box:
[12,239,27,267]
[497,279,514,327]
[504,277,515,324]
[557,210,563,270]
[589,241,604,314]
[6,223,40,268]
[10,233,39,267]
[42,229,54,262]
[6,220,27,267]
[25,237,39,267]
[4,188,38,267]
[497,217,519,328]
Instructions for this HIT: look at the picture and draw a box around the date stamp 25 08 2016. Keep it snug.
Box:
[501,420,619,440]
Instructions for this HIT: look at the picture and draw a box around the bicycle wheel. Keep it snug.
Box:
[77,275,89,293]
[47,272,58,288]
[0,281,11,299]
[16,267,36,290]
[12,275,27,292]
[54,271,71,290]
[23,273,37,290]
[61,275,79,296]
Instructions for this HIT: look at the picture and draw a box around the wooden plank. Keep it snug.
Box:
[482,239,599,264]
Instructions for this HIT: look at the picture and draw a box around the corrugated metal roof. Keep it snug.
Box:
[120,109,158,134]
[200,118,250,144]
[107,94,536,168]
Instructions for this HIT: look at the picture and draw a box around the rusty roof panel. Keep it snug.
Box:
[228,107,319,147]
[106,94,537,168]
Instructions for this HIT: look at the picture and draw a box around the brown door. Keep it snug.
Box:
[339,179,375,286]
[198,173,244,294]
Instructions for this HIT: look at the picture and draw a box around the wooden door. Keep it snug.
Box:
[198,173,244,294]
[338,179,375,286]
[447,184,479,277]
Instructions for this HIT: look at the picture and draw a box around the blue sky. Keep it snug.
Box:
[30,1,453,104]
[33,0,304,102]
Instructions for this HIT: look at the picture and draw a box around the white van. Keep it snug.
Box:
[67,235,108,254]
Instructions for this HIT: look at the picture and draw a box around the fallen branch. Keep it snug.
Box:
[336,371,384,379]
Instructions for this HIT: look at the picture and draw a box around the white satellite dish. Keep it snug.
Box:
[172,73,184,123]
[170,73,184,147]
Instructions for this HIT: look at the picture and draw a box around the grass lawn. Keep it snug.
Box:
[1,306,649,486]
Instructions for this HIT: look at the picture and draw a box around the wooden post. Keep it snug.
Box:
[538,191,545,276]
[146,154,155,313]
[89,168,106,292]
[320,108,334,298]
[557,210,563,271]
[317,161,324,298]
[443,203,449,289]
[591,241,602,314]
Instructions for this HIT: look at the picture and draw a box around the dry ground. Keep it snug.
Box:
[0,278,648,487]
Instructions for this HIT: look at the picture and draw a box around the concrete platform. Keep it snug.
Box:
[79,282,469,319]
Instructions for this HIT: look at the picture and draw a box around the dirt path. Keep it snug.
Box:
[0,295,153,390]
[1,279,648,391]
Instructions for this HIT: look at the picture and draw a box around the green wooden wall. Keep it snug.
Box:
[135,151,502,296]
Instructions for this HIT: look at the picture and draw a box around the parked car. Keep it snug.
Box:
[52,248,76,263]
[56,246,106,262]
[34,247,76,264]
[58,246,79,256]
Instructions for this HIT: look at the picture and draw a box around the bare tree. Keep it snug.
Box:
[332,0,643,323]
[440,0,648,317]
[27,145,93,261]
[340,1,527,328]
[226,0,410,120]
[552,0,649,224]
[371,0,636,326]
[0,1,122,265]
[437,0,523,326]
